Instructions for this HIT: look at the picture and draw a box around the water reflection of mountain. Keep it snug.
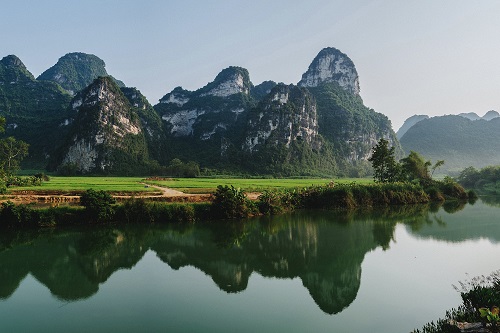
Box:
[152,211,385,314]
[1,202,491,314]
[0,228,148,301]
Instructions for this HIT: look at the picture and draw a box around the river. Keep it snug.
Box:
[1,198,500,332]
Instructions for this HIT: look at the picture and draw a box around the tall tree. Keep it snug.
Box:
[400,151,431,182]
[0,116,29,177]
[0,136,29,175]
[368,138,400,183]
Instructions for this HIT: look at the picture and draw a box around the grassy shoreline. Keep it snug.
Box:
[0,180,474,229]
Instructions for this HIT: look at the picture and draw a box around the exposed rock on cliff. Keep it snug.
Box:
[243,84,320,152]
[300,48,400,168]
[121,87,166,162]
[298,47,360,95]
[155,66,253,140]
[57,77,151,173]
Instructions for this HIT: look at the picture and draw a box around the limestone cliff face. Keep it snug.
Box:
[121,87,166,162]
[300,48,401,164]
[155,66,253,142]
[59,77,148,173]
[298,47,360,95]
[243,84,320,152]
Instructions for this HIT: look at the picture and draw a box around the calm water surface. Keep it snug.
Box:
[2,198,500,332]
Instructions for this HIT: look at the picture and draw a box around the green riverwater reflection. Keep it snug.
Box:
[1,198,500,332]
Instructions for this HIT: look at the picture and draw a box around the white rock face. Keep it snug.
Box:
[299,48,360,95]
[59,119,72,126]
[272,92,289,104]
[244,86,320,153]
[72,98,82,110]
[62,139,98,172]
[201,123,227,140]
[61,77,144,172]
[162,109,205,137]
[201,73,249,97]
[161,93,190,106]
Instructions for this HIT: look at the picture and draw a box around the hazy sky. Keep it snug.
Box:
[3,0,500,130]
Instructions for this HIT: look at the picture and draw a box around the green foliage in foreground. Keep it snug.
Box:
[413,270,500,333]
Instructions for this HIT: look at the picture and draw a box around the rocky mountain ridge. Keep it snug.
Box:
[55,77,153,174]
[298,47,360,95]
[1,47,400,176]
[38,52,125,95]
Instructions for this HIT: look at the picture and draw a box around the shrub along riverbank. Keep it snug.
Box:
[413,270,500,333]
[0,179,475,228]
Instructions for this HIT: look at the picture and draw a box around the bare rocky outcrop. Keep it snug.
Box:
[298,47,360,95]
[243,84,321,152]
[59,76,149,173]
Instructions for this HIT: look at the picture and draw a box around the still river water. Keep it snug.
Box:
[2,198,500,332]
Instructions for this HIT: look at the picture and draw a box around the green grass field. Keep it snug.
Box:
[144,177,373,193]
[10,176,373,194]
[11,177,156,193]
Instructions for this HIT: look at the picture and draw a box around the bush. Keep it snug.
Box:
[257,190,294,215]
[80,189,116,223]
[211,185,256,219]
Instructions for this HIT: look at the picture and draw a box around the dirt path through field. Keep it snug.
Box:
[2,182,261,205]
[138,182,189,196]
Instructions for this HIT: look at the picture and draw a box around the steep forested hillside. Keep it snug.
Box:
[0,55,72,168]
[38,52,124,95]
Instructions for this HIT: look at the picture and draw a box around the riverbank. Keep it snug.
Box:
[0,180,475,229]
[413,270,500,333]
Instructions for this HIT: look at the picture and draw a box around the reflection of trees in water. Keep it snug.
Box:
[1,201,484,313]
[478,195,500,207]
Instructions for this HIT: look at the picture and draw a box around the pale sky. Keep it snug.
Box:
[2,0,500,130]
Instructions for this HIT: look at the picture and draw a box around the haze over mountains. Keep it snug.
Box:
[0,48,499,176]
[399,112,500,172]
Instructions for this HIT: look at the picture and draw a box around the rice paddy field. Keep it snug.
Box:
[9,176,373,194]
[144,177,372,193]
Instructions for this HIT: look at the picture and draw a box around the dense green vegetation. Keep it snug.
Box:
[0,55,73,169]
[0,176,471,229]
[310,82,402,162]
[457,165,500,194]
[0,116,30,193]
[37,52,124,94]
[368,138,471,202]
